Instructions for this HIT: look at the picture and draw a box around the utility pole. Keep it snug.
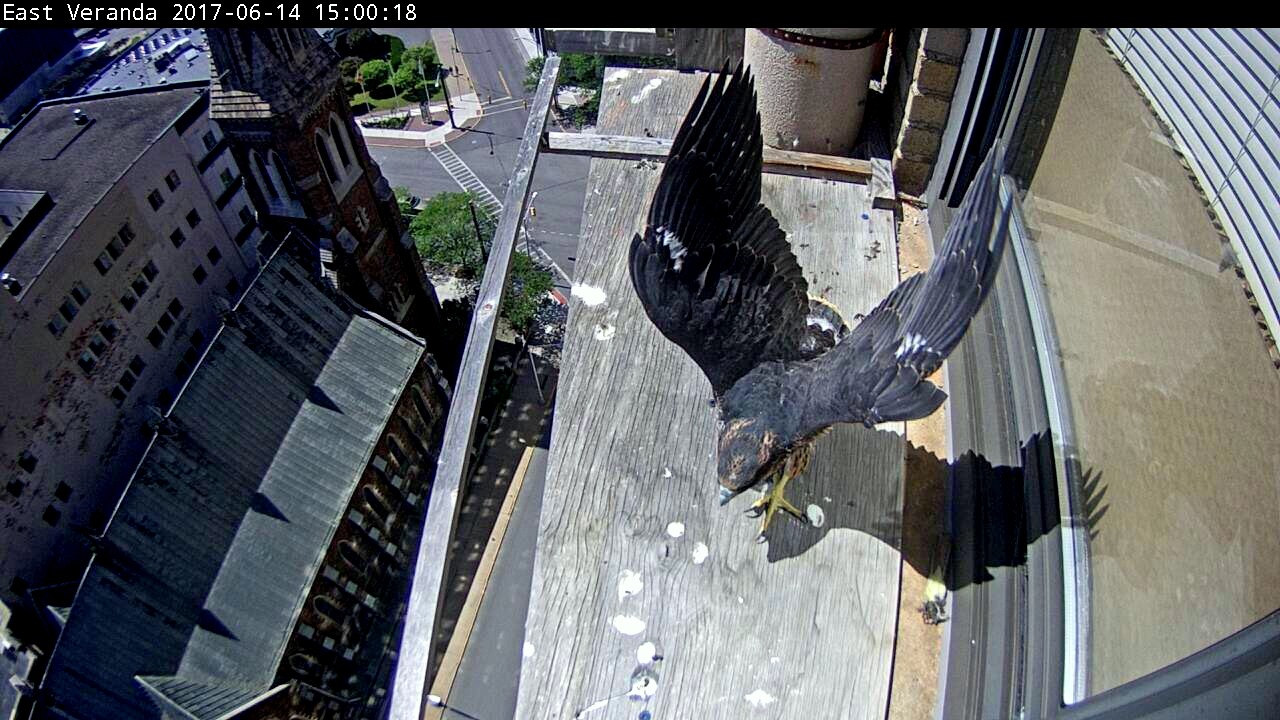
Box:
[386,53,402,118]
[438,67,457,129]
[468,200,488,264]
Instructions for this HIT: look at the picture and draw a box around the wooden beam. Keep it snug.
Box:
[543,131,875,179]
[388,54,561,720]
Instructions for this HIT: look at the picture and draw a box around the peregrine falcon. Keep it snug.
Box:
[628,64,1012,541]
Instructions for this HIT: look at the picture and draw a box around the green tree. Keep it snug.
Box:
[524,56,546,91]
[503,253,554,332]
[409,192,553,330]
[402,44,439,78]
[410,192,493,277]
[337,56,363,95]
[559,53,604,86]
[392,62,425,98]
[338,28,388,61]
[358,59,391,89]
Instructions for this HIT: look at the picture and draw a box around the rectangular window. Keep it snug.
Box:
[147,328,164,348]
[226,278,241,295]
[219,168,234,188]
[42,506,60,526]
[100,320,119,342]
[77,351,97,373]
[165,170,181,191]
[118,223,135,246]
[94,253,113,275]
[175,360,191,377]
[88,334,107,357]
[185,209,201,228]
[202,130,217,151]
[120,292,137,312]
[238,206,254,227]
[110,387,127,406]
[142,261,159,282]
[157,389,173,407]
[54,482,72,501]
[169,228,185,248]
[158,314,174,333]
[47,316,66,337]
[119,370,136,391]
[131,276,149,298]
[70,282,91,305]
[207,246,222,265]
[190,329,204,347]
[193,265,207,285]
[18,451,37,473]
[167,298,184,317]
[147,189,164,211]
[129,355,146,375]
[105,237,124,260]
[58,299,79,322]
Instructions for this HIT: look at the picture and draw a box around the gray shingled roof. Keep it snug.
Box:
[135,676,264,720]
[0,84,206,291]
[38,244,425,720]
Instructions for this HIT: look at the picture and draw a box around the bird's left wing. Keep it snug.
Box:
[796,143,1013,430]
[628,64,812,398]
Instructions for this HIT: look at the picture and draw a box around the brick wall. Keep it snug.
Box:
[888,28,968,195]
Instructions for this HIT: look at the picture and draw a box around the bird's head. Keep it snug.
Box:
[716,418,784,503]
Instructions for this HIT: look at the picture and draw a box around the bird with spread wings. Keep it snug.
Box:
[628,63,1012,542]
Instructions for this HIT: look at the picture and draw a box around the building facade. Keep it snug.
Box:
[0,84,266,618]
[35,241,449,720]
[205,28,443,344]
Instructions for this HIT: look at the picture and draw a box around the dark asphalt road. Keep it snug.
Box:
[365,28,589,288]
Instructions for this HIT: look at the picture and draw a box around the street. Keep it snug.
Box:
[368,28,589,289]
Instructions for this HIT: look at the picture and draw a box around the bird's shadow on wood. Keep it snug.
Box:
[748,426,1104,592]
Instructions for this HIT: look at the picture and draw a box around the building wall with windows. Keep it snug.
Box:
[0,84,263,616]
[206,29,442,343]
[34,244,450,720]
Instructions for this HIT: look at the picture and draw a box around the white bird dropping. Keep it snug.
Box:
[636,641,658,664]
[665,521,685,538]
[617,570,643,602]
[691,542,709,565]
[744,689,776,707]
[612,615,646,635]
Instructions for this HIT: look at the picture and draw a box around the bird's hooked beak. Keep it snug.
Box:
[718,486,744,506]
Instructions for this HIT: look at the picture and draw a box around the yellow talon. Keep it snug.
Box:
[748,459,809,540]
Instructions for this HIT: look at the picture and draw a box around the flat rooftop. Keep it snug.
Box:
[0,82,205,293]
[80,28,211,95]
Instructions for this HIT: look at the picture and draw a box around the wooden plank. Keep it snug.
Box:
[388,54,560,720]
[517,68,903,719]
[544,131,875,179]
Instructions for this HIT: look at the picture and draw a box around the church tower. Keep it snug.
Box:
[205,29,441,338]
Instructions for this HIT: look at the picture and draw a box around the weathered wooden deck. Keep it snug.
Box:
[517,68,904,719]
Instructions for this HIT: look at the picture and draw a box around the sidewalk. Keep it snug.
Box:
[356,95,483,147]
[428,345,557,678]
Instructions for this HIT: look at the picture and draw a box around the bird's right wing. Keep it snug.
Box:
[629,64,813,398]
[797,143,1013,429]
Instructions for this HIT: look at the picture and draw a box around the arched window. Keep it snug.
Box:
[412,386,433,424]
[337,539,366,570]
[363,485,391,524]
[314,595,344,624]
[315,133,337,184]
[253,151,279,199]
[268,152,297,198]
[329,116,352,167]
[289,653,320,677]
